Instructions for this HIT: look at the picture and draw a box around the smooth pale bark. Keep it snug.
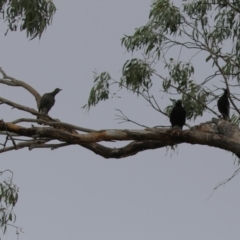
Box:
[0,118,239,159]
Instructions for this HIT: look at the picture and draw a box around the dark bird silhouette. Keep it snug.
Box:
[217,89,229,120]
[38,88,62,116]
[170,100,186,130]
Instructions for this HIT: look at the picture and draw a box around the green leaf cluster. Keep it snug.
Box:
[83,72,111,110]
[0,0,56,39]
[120,58,153,94]
[149,0,181,34]
[86,0,240,124]
[0,179,18,235]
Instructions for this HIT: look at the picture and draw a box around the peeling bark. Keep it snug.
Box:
[0,69,239,159]
[0,118,240,159]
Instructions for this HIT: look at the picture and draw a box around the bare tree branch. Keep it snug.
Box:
[80,140,168,159]
[115,109,149,128]
[28,143,71,150]
[0,140,49,154]
[0,67,41,107]
[0,68,239,160]
[0,118,239,159]
[0,96,40,117]
[11,118,96,133]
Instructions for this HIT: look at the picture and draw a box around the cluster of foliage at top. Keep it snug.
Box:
[0,0,56,39]
[0,0,240,236]
[84,0,240,125]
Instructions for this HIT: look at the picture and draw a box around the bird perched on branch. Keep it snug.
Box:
[170,100,186,130]
[38,88,62,116]
[217,88,229,121]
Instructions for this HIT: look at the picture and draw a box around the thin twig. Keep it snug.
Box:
[115,109,149,128]
[0,67,41,108]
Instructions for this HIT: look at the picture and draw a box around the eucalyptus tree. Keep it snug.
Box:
[83,0,240,157]
[0,0,239,161]
[0,0,240,237]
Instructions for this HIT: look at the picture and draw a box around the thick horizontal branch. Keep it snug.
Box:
[0,119,240,158]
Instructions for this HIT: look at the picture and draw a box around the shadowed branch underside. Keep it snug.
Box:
[0,68,239,159]
[0,118,239,159]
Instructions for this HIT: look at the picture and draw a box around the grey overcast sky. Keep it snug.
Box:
[0,1,240,240]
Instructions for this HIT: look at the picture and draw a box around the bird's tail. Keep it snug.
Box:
[223,114,230,122]
[172,125,182,130]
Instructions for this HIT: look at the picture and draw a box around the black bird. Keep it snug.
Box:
[170,100,186,130]
[38,88,62,116]
[217,89,229,120]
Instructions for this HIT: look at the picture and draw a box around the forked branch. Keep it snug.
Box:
[0,68,239,159]
[0,119,239,159]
